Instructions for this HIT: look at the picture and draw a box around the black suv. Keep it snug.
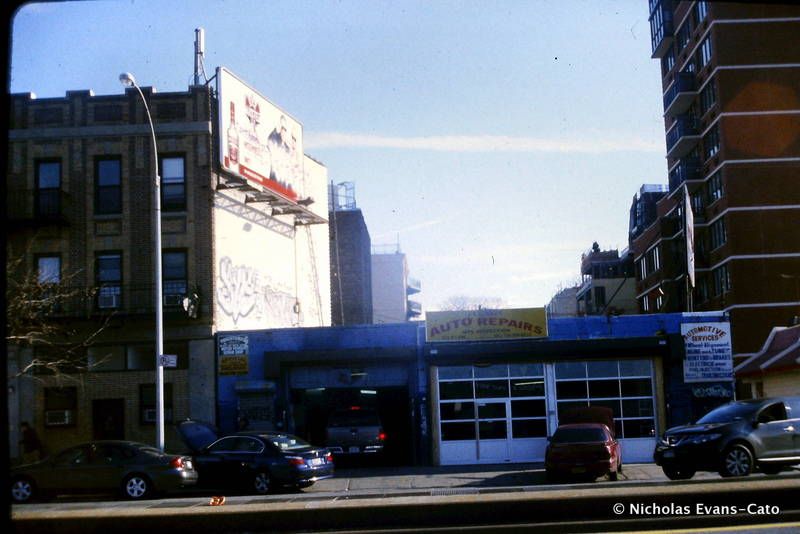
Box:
[654,397,800,480]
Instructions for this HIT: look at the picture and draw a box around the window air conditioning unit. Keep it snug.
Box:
[163,294,184,307]
[98,293,121,309]
[45,410,74,426]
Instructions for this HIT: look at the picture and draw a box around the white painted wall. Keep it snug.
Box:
[213,155,331,330]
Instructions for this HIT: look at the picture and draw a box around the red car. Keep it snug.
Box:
[545,409,622,482]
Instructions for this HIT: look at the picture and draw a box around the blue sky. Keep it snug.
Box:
[10,0,667,310]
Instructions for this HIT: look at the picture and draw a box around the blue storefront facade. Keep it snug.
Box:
[215,312,734,466]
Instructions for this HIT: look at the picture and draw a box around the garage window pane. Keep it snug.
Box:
[442,422,476,441]
[557,401,588,418]
[511,379,545,397]
[479,420,507,439]
[474,365,508,378]
[621,378,652,397]
[477,402,506,419]
[438,366,472,380]
[439,381,473,400]
[440,402,475,421]
[622,399,654,418]
[511,399,546,418]
[587,361,619,378]
[589,399,621,418]
[555,361,586,379]
[512,419,547,438]
[588,379,620,398]
[509,363,543,377]
[475,380,509,398]
[556,380,587,399]
[623,419,655,438]
[620,360,651,377]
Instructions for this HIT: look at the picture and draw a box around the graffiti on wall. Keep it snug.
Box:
[216,256,298,327]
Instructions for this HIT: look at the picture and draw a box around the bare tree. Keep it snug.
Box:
[6,247,111,379]
[438,295,508,311]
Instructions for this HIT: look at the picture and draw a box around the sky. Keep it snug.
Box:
[9,0,668,311]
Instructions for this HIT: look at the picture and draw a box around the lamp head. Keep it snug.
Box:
[119,72,136,88]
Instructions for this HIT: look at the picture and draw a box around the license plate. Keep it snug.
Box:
[349,446,360,453]
[309,458,324,466]
[571,467,586,474]
[663,450,675,458]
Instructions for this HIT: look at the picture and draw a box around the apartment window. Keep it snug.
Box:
[713,265,731,295]
[44,387,77,427]
[139,384,174,425]
[642,295,650,312]
[697,277,709,304]
[698,37,712,69]
[710,218,727,250]
[694,1,708,24]
[160,156,186,211]
[676,22,692,52]
[35,160,61,218]
[707,170,724,204]
[87,345,126,371]
[96,253,122,309]
[638,257,648,280]
[703,124,720,160]
[691,192,704,214]
[655,294,664,310]
[661,46,675,76]
[644,246,661,275]
[699,78,716,116]
[36,255,61,285]
[95,158,122,215]
[594,286,606,309]
[163,250,188,306]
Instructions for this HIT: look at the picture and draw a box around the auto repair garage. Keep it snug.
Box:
[215,311,734,467]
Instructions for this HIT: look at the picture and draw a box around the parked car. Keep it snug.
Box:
[177,420,333,494]
[325,408,385,456]
[654,396,800,480]
[545,423,622,482]
[10,440,198,503]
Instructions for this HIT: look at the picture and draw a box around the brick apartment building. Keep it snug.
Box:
[636,1,800,369]
[7,74,331,457]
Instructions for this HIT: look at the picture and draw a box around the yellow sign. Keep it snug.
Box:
[220,356,249,375]
[426,308,548,342]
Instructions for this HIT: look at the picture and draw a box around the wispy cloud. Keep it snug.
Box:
[305,132,661,154]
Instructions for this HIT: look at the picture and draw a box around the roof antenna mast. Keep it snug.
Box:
[194,28,205,85]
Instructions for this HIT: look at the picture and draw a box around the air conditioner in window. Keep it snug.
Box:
[45,410,74,426]
[98,293,121,309]
[163,294,184,307]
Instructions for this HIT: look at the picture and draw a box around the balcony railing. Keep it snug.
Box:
[650,1,674,58]
[7,189,71,226]
[663,72,696,117]
[668,156,701,192]
[41,283,193,319]
[665,114,700,160]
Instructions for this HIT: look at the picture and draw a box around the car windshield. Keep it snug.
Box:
[551,427,608,443]
[262,434,312,451]
[327,412,381,427]
[696,402,759,424]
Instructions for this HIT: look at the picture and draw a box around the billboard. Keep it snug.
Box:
[217,67,302,202]
[682,322,734,383]
[426,308,548,342]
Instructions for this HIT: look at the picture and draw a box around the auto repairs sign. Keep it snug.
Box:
[426,308,547,342]
[682,322,734,383]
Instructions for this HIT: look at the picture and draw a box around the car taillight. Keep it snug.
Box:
[170,457,185,469]
[325,452,334,463]
[378,431,386,441]
[287,456,305,466]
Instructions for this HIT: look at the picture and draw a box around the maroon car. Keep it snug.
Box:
[545,406,622,483]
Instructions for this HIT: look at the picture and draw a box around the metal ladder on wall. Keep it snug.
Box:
[303,224,324,326]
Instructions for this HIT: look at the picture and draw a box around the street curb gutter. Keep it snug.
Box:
[12,478,800,533]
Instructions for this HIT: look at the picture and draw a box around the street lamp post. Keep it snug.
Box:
[119,72,165,451]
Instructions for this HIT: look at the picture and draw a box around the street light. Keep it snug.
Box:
[119,72,165,451]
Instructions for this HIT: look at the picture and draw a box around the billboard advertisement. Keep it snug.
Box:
[217,67,302,202]
[426,308,548,342]
[682,322,734,383]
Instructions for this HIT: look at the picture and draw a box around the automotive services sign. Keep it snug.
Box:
[681,322,734,383]
[426,308,548,342]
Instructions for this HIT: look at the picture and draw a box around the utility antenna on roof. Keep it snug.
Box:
[194,28,206,85]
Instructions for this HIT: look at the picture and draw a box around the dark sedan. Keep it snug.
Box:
[10,440,198,503]
[177,420,334,494]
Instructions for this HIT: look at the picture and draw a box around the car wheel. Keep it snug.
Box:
[608,459,622,481]
[11,477,36,504]
[122,474,152,500]
[662,465,695,480]
[760,464,782,475]
[252,470,271,495]
[719,444,753,477]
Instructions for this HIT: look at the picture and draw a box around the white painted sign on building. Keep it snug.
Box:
[682,322,734,383]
